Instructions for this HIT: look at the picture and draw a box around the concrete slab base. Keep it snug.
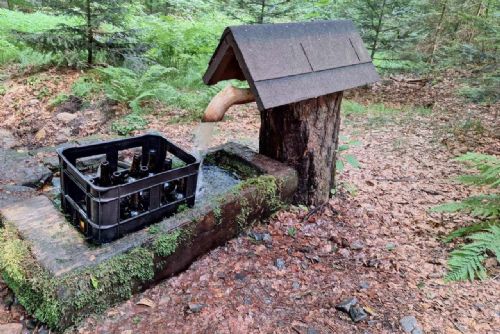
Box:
[0,143,297,331]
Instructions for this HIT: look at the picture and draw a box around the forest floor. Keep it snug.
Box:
[0,69,499,333]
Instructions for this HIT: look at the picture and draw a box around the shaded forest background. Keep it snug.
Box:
[0,0,498,114]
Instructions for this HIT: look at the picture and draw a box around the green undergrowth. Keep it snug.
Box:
[341,100,432,127]
[431,152,500,282]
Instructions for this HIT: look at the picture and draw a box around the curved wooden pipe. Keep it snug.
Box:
[202,85,255,122]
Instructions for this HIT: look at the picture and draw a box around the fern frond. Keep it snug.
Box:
[454,152,500,188]
[446,226,500,282]
[443,220,499,243]
[431,194,500,219]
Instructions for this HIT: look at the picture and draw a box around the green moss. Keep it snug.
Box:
[213,204,222,225]
[204,151,260,179]
[0,223,155,331]
[236,175,282,211]
[153,229,181,257]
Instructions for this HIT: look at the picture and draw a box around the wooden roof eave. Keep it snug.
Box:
[203,30,266,111]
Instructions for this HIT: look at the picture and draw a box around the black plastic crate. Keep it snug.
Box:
[57,134,200,244]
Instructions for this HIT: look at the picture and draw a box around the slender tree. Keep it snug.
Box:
[217,0,299,24]
[18,0,139,66]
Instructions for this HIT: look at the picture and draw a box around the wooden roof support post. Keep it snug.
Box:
[260,92,342,206]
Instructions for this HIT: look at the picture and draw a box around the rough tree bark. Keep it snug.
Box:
[259,92,343,206]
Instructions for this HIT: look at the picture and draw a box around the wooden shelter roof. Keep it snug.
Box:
[203,20,380,110]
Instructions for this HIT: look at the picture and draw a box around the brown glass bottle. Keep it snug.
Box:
[99,161,112,187]
[147,149,158,175]
[129,153,142,178]
[163,157,173,171]
[129,192,142,217]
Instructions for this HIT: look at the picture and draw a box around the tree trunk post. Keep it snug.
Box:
[259,92,343,206]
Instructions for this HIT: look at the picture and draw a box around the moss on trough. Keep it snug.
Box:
[0,174,286,331]
[0,222,198,331]
[204,151,260,179]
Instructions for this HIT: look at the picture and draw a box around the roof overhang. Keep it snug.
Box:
[203,20,380,111]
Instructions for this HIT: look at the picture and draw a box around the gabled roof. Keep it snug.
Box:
[203,20,380,111]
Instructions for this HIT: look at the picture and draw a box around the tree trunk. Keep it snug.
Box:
[259,92,343,206]
[370,0,387,59]
[86,0,93,65]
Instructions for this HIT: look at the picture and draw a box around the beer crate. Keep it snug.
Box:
[57,134,200,244]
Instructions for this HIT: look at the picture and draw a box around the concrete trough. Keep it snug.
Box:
[0,143,297,331]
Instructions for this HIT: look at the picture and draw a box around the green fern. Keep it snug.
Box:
[444,220,499,243]
[454,152,500,188]
[432,194,500,219]
[446,225,500,282]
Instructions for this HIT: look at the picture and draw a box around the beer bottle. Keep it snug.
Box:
[140,166,149,178]
[129,153,142,178]
[129,192,142,217]
[147,149,158,175]
[99,161,112,187]
[163,157,173,171]
[111,171,122,185]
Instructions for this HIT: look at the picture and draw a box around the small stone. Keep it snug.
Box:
[188,303,205,313]
[34,128,47,141]
[386,242,396,251]
[350,305,368,322]
[0,128,16,149]
[235,272,246,281]
[121,330,133,334]
[400,315,418,333]
[359,281,370,290]
[56,112,78,124]
[350,240,364,250]
[366,259,380,268]
[275,258,286,270]
[292,281,300,290]
[262,233,272,242]
[249,231,264,241]
[339,248,351,258]
[307,327,320,334]
[0,323,23,334]
[335,297,358,313]
[411,327,424,334]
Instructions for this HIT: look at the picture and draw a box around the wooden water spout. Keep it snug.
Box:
[202,85,255,122]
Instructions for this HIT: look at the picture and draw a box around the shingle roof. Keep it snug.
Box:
[203,20,380,110]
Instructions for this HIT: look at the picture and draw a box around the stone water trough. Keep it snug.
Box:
[0,143,297,330]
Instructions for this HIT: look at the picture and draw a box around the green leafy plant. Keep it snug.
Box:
[111,113,148,136]
[335,135,361,174]
[445,226,500,282]
[99,65,178,113]
[432,152,500,281]
[432,153,499,219]
[287,227,296,238]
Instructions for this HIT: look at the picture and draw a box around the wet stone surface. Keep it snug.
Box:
[0,149,52,189]
[0,185,37,209]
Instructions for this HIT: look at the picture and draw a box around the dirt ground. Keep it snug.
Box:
[1,70,499,333]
